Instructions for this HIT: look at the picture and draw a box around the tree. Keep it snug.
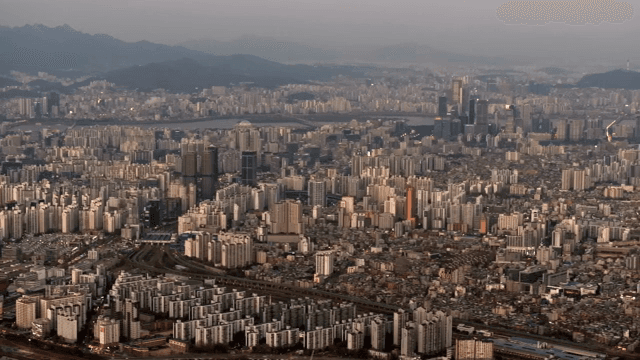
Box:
[231,331,246,347]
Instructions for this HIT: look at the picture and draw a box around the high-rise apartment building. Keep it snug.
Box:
[57,313,78,343]
[569,119,584,141]
[94,316,121,346]
[401,322,417,356]
[233,121,261,153]
[416,310,453,355]
[455,339,493,360]
[16,296,37,329]
[308,180,326,207]
[124,298,141,341]
[370,317,386,350]
[270,200,303,234]
[561,169,573,190]
[315,251,335,276]
[393,309,409,346]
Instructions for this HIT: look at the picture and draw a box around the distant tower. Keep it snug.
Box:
[451,78,464,106]
[628,59,630,71]
[241,151,257,187]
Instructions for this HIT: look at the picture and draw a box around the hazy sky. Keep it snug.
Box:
[1,0,639,64]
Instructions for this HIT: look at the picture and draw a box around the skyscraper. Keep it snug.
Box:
[438,96,448,117]
[241,151,257,187]
[468,98,476,126]
[406,186,415,224]
[182,152,197,183]
[201,146,219,200]
[433,118,452,139]
[475,99,489,134]
[505,105,516,133]
[475,100,488,125]
[452,78,463,106]
[47,92,60,115]
[521,103,532,133]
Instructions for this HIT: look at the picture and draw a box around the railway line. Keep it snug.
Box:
[125,245,400,314]
[123,246,640,359]
[452,320,618,358]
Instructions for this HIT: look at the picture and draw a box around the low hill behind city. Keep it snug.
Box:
[576,69,640,90]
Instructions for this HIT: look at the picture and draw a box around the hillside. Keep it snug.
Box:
[576,69,640,89]
[101,57,361,92]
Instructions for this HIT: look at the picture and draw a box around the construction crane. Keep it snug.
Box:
[606,116,622,142]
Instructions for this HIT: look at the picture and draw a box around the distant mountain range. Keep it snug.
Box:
[178,35,341,64]
[0,24,373,93]
[0,24,215,74]
[6,23,640,94]
[179,37,518,66]
[575,69,640,90]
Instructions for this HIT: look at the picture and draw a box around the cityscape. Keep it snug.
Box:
[1,1,640,360]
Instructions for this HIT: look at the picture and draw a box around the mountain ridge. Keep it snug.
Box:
[0,23,216,74]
